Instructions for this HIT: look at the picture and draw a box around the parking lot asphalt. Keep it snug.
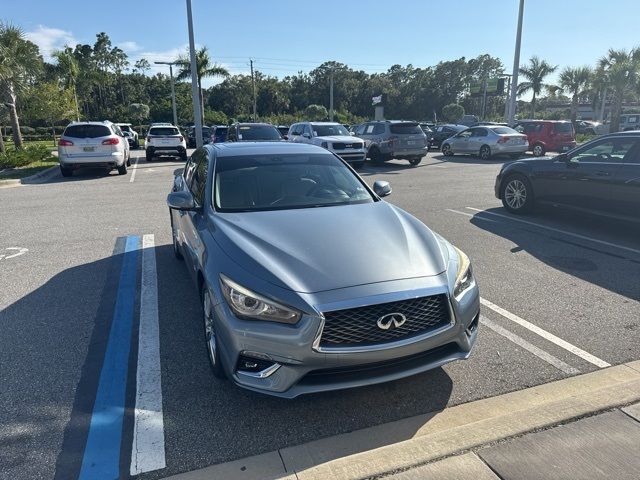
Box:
[0,148,638,479]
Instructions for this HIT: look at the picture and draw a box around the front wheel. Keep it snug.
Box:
[368,147,383,164]
[479,145,492,160]
[60,166,73,177]
[441,144,453,156]
[532,143,546,157]
[203,285,226,379]
[408,156,422,166]
[170,214,183,260]
[501,175,534,214]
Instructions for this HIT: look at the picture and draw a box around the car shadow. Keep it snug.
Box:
[469,206,640,301]
[357,159,433,176]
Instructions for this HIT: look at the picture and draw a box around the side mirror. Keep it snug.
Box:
[373,180,392,197]
[556,153,569,162]
[167,190,196,211]
[302,132,311,139]
[350,132,356,136]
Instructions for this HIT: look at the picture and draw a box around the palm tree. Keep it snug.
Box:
[517,56,558,118]
[52,47,80,121]
[558,66,592,123]
[597,48,640,132]
[0,22,43,149]
[175,47,229,125]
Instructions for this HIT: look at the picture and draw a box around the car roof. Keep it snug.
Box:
[232,122,275,127]
[66,121,112,126]
[517,119,570,123]
[210,141,325,158]
[308,122,342,125]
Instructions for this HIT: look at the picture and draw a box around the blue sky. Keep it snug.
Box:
[8,0,640,87]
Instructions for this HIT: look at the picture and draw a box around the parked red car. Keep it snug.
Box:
[514,120,576,156]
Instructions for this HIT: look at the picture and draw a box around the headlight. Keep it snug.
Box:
[453,246,474,298]
[220,274,301,324]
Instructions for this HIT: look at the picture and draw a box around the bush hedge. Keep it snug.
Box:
[0,144,56,169]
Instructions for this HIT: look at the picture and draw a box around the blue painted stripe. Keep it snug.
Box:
[79,235,139,480]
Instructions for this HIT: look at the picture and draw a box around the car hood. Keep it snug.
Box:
[212,202,447,293]
[314,135,360,143]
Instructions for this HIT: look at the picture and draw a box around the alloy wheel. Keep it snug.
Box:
[442,144,452,156]
[504,179,527,210]
[480,146,490,160]
[533,145,543,156]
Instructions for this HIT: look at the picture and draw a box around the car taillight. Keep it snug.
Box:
[102,137,119,145]
[497,136,509,144]
[58,139,73,146]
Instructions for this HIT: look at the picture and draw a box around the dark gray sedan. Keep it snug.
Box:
[168,142,479,398]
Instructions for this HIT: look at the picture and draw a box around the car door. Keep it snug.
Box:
[535,137,634,211]
[608,138,640,218]
[301,124,313,144]
[467,127,488,154]
[450,129,472,153]
[181,147,209,278]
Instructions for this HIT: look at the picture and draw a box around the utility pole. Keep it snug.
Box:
[185,0,203,148]
[250,59,257,121]
[329,70,334,122]
[503,75,512,122]
[481,77,488,120]
[508,0,525,126]
[599,86,608,122]
[154,61,178,127]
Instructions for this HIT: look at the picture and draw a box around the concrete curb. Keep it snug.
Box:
[0,165,59,187]
[164,360,640,480]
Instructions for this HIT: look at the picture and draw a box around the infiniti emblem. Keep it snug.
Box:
[376,312,407,330]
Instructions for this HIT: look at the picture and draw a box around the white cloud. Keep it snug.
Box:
[25,25,77,61]
[118,41,142,53]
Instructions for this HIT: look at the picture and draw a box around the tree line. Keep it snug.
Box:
[2,22,640,151]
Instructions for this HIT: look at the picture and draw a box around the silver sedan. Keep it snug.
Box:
[168,142,479,398]
[441,126,528,160]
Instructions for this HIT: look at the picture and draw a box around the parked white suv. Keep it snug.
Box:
[58,121,130,177]
[145,124,187,162]
[115,123,139,149]
[288,122,366,168]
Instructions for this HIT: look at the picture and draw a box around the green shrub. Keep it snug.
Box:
[0,144,55,169]
[576,133,597,144]
[20,126,36,134]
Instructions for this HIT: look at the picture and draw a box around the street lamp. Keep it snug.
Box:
[185,0,203,148]
[507,0,525,126]
[154,61,178,127]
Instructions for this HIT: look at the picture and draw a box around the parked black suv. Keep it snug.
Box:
[495,131,640,220]
[225,123,283,142]
[187,126,212,148]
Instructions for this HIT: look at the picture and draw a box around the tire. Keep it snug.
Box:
[441,143,454,156]
[368,147,384,164]
[170,214,183,260]
[60,166,73,177]
[146,150,153,162]
[202,284,226,379]
[532,143,546,157]
[352,161,364,169]
[126,154,131,167]
[479,145,492,160]
[408,156,422,166]
[117,162,127,175]
[180,151,188,162]
[501,174,534,214]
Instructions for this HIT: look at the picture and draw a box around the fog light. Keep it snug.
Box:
[466,314,479,335]
[236,354,277,375]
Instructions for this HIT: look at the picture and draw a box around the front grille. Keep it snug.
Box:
[333,142,362,150]
[319,294,451,348]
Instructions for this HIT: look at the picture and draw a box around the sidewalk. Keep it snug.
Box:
[166,361,640,480]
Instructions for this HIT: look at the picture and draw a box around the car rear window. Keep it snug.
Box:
[491,127,519,135]
[237,125,282,140]
[149,127,180,136]
[553,123,573,133]
[63,124,111,138]
[389,123,423,135]
[118,125,132,132]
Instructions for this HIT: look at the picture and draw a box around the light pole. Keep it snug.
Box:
[507,0,525,126]
[185,0,203,148]
[329,70,334,122]
[154,61,178,127]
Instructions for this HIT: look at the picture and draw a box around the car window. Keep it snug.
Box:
[63,124,111,138]
[456,130,472,138]
[119,125,131,133]
[189,148,209,205]
[491,127,519,135]
[569,138,640,163]
[149,127,180,136]
[183,155,197,186]
[237,125,282,141]
[355,124,366,136]
[372,124,386,135]
[312,124,350,136]
[290,124,302,136]
[470,128,487,137]
[303,125,312,137]
[553,123,573,133]
[521,123,542,134]
[389,123,422,135]
[213,153,374,212]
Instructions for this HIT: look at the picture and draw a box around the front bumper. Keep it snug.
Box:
[212,274,480,398]
[333,150,366,163]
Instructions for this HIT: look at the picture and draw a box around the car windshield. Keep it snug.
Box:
[238,125,282,140]
[312,124,350,136]
[149,127,180,136]
[214,153,374,212]
[389,123,423,135]
[491,127,519,135]
[63,124,111,138]
[215,127,228,135]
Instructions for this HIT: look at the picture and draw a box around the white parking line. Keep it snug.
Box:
[480,316,580,375]
[446,209,498,222]
[130,234,166,475]
[465,207,640,256]
[480,297,611,368]
[129,157,139,183]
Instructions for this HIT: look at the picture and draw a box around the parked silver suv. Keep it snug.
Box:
[354,121,428,166]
